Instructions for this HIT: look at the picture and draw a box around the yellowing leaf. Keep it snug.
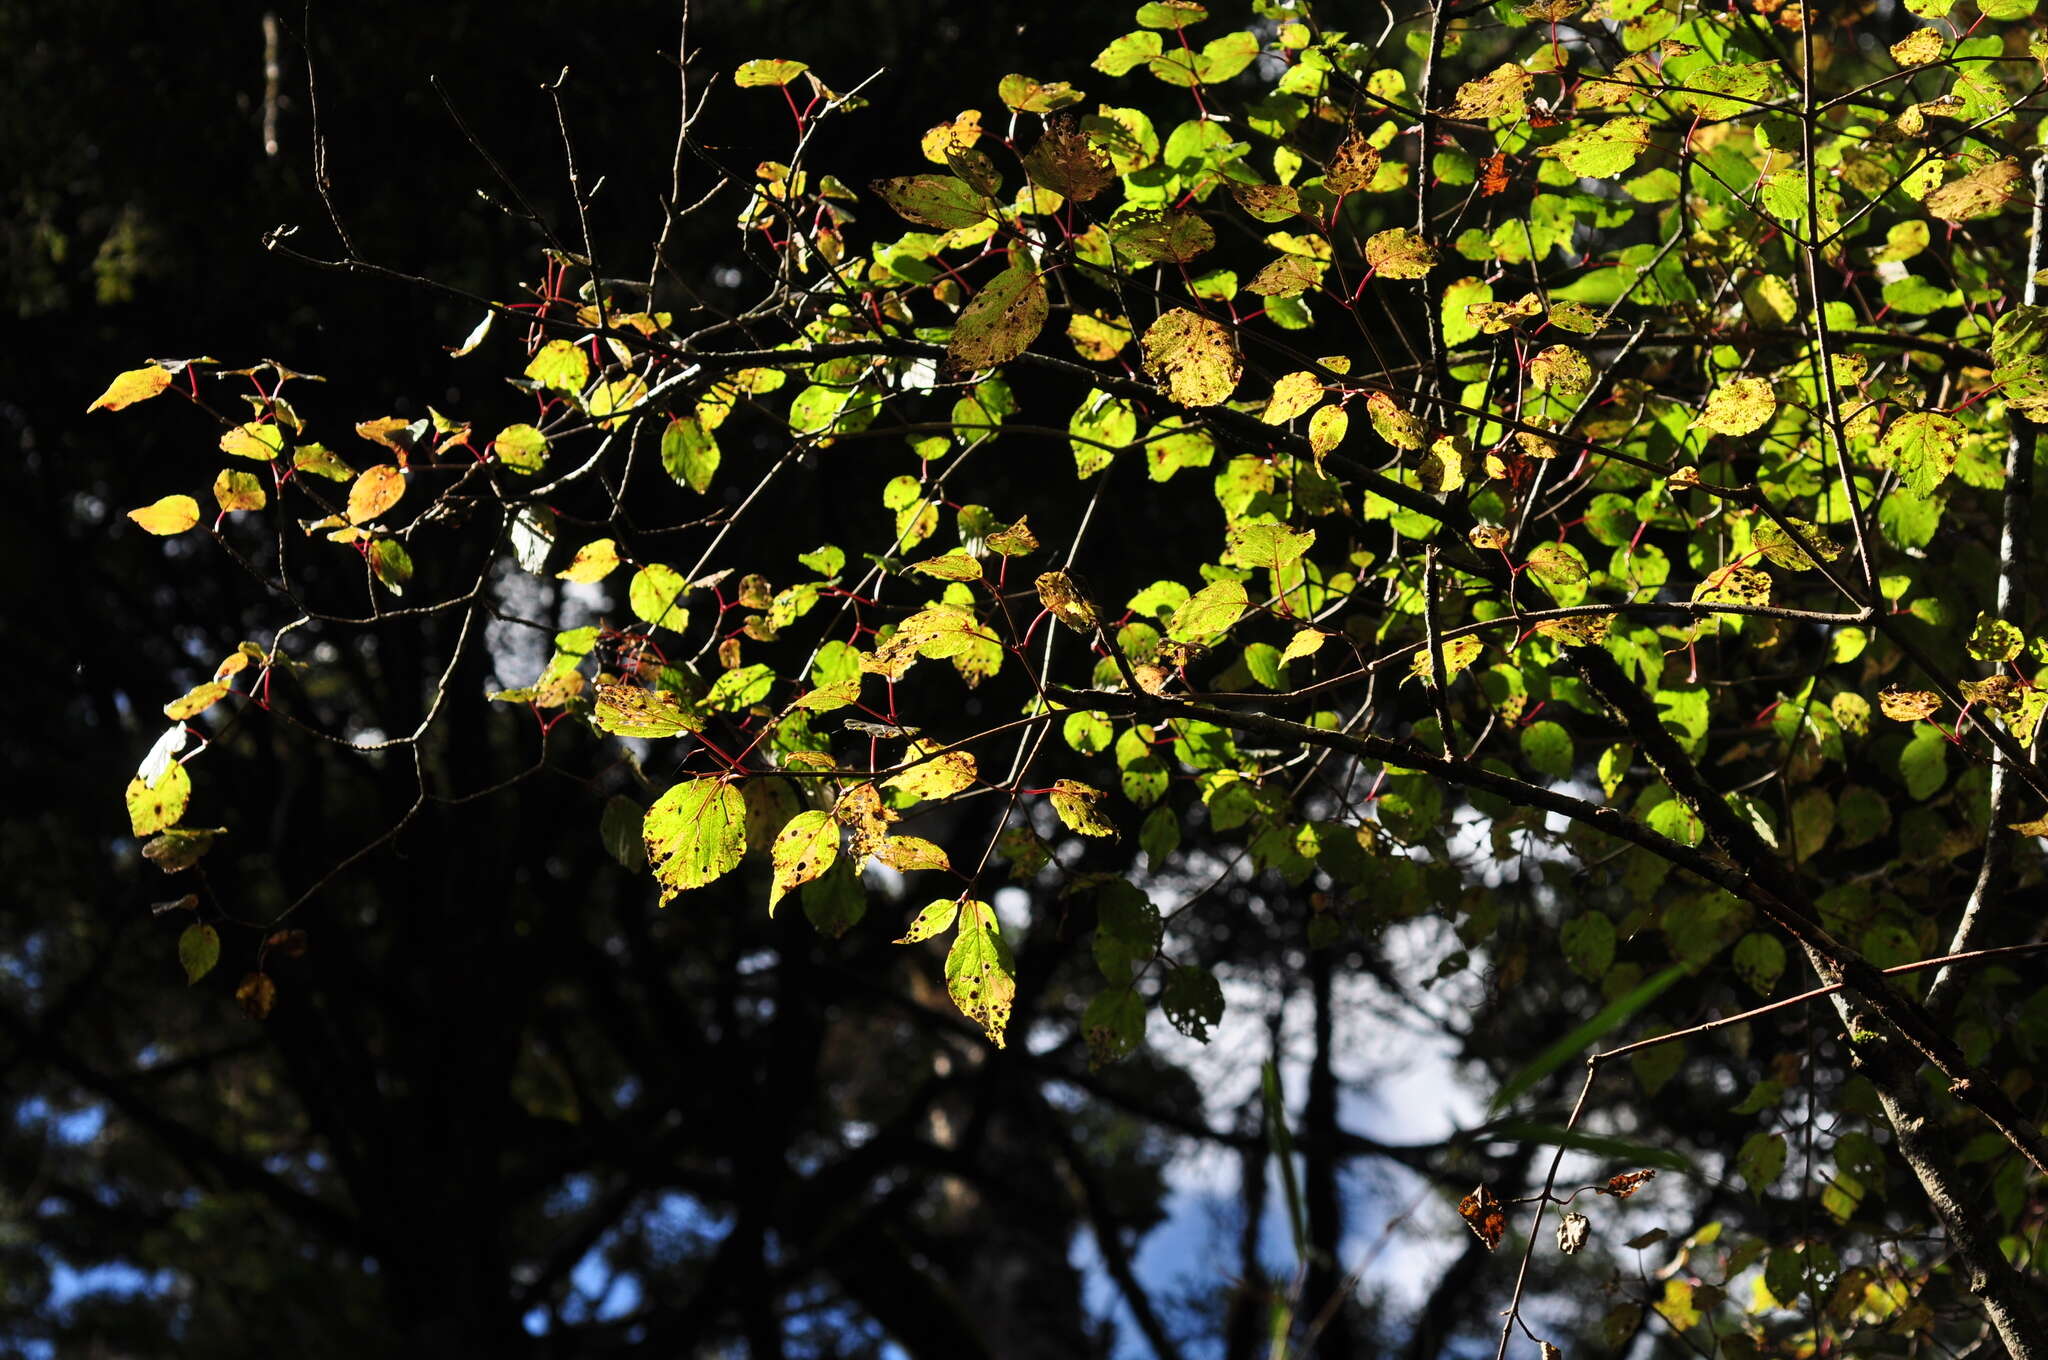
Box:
[1879,411,1963,495]
[1365,227,1437,279]
[1068,311,1133,360]
[897,899,960,943]
[1036,570,1099,630]
[592,683,703,737]
[1245,255,1324,298]
[1263,371,1324,424]
[212,469,266,513]
[946,899,1016,1046]
[871,174,990,229]
[734,58,809,87]
[1546,117,1653,178]
[524,339,590,392]
[126,761,191,836]
[1324,130,1382,193]
[1877,686,1944,722]
[345,464,406,525]
[1530,345,1591,397]
[910,550,983,582]
[997,73,1084,114]
[1410,635,1484,684]
[1925,158,2022,222]
[1112,210,1215,264]
[1695,376,1776,436]
[1169,579,1248,641]
[1141,308,1241,407]
[1367,391,1427,449]
[948,264,1048,371]
[873,835,950,872]
[1890,28,1944,64]
[886,749,979,802]
[1308,404,1348,460]
[220,422,284,461]
[1281,629,1329,664]
[557,538,621,582]
[644,777,747,902]
[163,682,230,720]
[127,495,200,535]
[88,364,173,413]
[1445,64,1532,121]
[769,810,839,913]
[1050,779,1117,837]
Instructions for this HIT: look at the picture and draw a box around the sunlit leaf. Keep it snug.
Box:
[644,777,747,902]
[1141,308,1241,406]
[89,364,174,413]
[127,495,200,535]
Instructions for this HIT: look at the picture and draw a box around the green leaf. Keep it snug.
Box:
[644,777,747,902]
[1737,1130,1787,1195]
[1488,963,1687,1115]
[947,900,1017,1046]
[1094,880,1162,982]
[1521,720,1574,779]
[178,922,220,985]
[1161,965,1224,1040]
[494,423,549,474]
[1899,723,1949,799]
[798,544,845,577]
[801,857,867,937]
[1141,308,1242,407]
[629,564,688,629]
[947,264,1048,371]
[1093,30,1164,76]
[1561,913,1616,980]
[661,417,720,493]
[1168,579,1248,641]
[1083,987,1146,1065]
[1477,1118,1695,1173]
[600,794,647,871]
[702,664,774,713]
[1732,932,1786,996]
[770,810,839,914]
[368,539,412,595]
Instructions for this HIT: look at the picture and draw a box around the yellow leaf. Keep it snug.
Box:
[346,465,406,525]
[127,495,201,535]
[88,364,173,413]
[1049,779,1117,837]
[557,538,621,582]
[219,422,284,461]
